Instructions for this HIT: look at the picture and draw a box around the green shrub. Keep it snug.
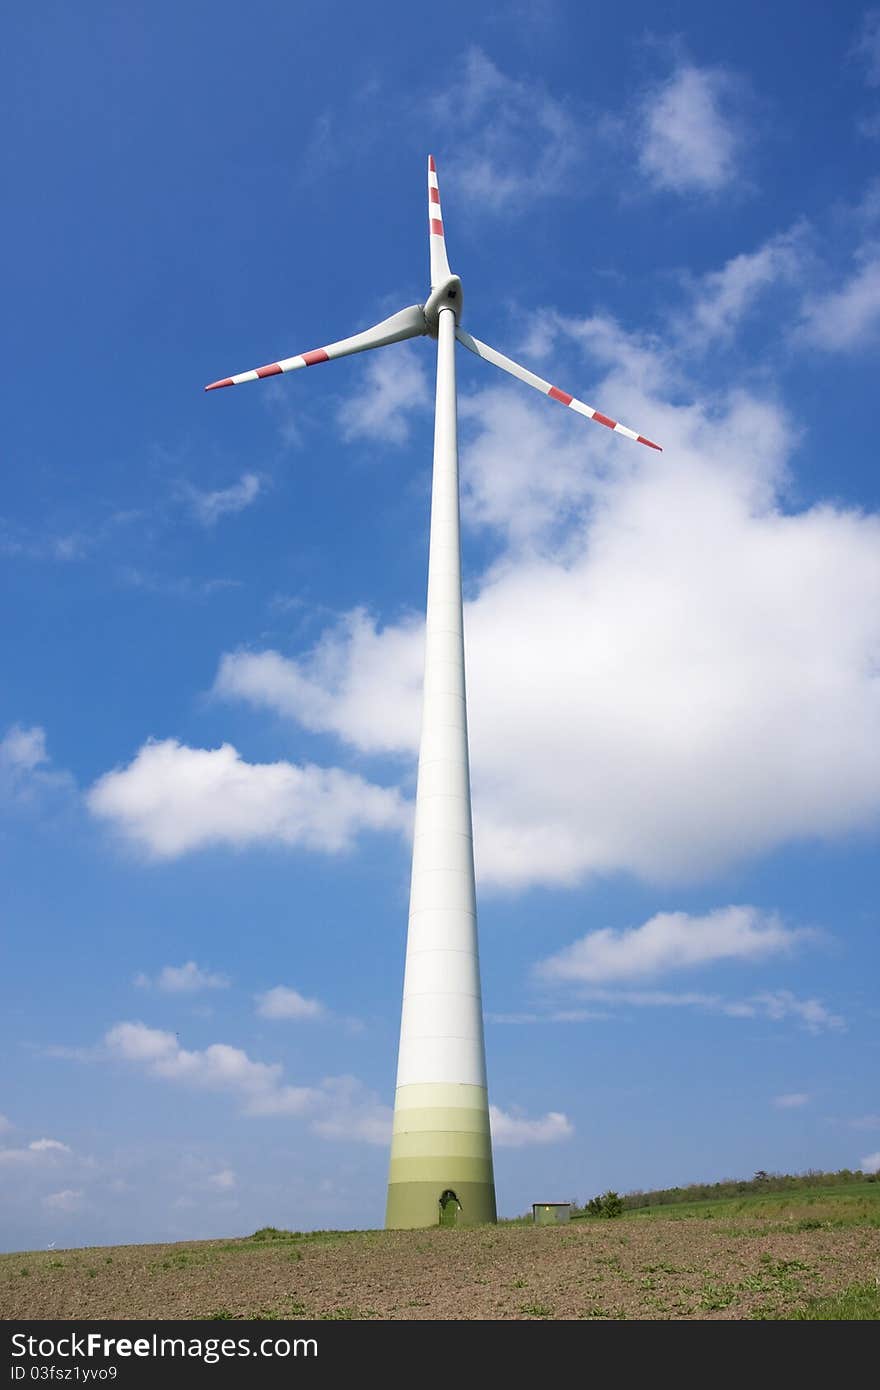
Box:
[586,1191,624,1219]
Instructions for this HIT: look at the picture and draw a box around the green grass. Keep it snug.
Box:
[621,1183,880,1227]
[760,1283,880,1320]
[147,1229,345,1275]
[319,1307,378,1320]
[796,1285,880,1319]
[620,1170,877,1211]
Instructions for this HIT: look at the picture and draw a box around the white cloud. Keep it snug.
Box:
[851,1114,880,1131]
[751,990,844,1034]
[337,343,430,445]
[773,1092,810,1109]
[521,310,673,396]
[214,334,880,891]
[215,614,423,757]
[0,1137,73,1164]
[118,569,241,600]
[255,986,325,1021]
[487,1009,610,1024]
[0,724,74,807]
[1,725,49,771]
[105,1022,285,1098]
[0,522,92,564]
[800,254,880,350]
[487,1012,543,1025]
[489,1106,574,1148]
[859,111,880,140]
[102,1021,389,1144]
[184,473,262,527]
[136,962,230,993]
[457,385,611,550]
[683,229,807,343]
[550,1009,610,1022]
[583,989,723,1009]
[87,738,409,859]
[854,10,880,86]
[42,1189,83,1213]
[861,1151,880,1174]
[206,1168,236,1191]
[536,907,810,984]
[308,1077,392,1145]
[428,48,580,210]
[639,64,744,193]
[533,986,842,1033]
[0,1114,11,1133]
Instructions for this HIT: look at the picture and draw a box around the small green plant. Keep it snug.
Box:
[319,1307,377,1320]
[520,1303,554,1318]
[698,1282,736,1310]
[760,1255,799,1274]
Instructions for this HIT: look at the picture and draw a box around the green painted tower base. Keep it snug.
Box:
[385,1083,497,1229]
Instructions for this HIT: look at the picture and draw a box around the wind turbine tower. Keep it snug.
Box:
[205,157,660,1229]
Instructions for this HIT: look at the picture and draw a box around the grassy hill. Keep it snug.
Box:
[618,1167,878,1210]
[2,1174,878,1321]
[620,1181,880,1227]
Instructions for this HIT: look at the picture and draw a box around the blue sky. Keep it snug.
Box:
[2,0,880,1251]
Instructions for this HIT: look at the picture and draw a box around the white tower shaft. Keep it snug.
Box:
[385,307,496,1228]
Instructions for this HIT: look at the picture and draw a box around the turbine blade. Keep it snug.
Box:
[428,154,452,290]
[455,328,663,451]
[205,304,428,391]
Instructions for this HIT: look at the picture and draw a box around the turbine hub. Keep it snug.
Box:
[423,275,463,336]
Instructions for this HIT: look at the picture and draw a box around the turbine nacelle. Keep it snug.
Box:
[422,274,463,335]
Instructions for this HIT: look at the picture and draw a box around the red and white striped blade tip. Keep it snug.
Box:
[546,385,662,449]
[204,378,233,391]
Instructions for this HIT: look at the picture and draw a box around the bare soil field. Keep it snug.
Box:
[2,1194,879,1321]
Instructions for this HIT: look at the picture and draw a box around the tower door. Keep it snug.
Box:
[439,1189,461,1226]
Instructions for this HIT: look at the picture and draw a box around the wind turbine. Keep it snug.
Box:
[205,157,661,1230]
